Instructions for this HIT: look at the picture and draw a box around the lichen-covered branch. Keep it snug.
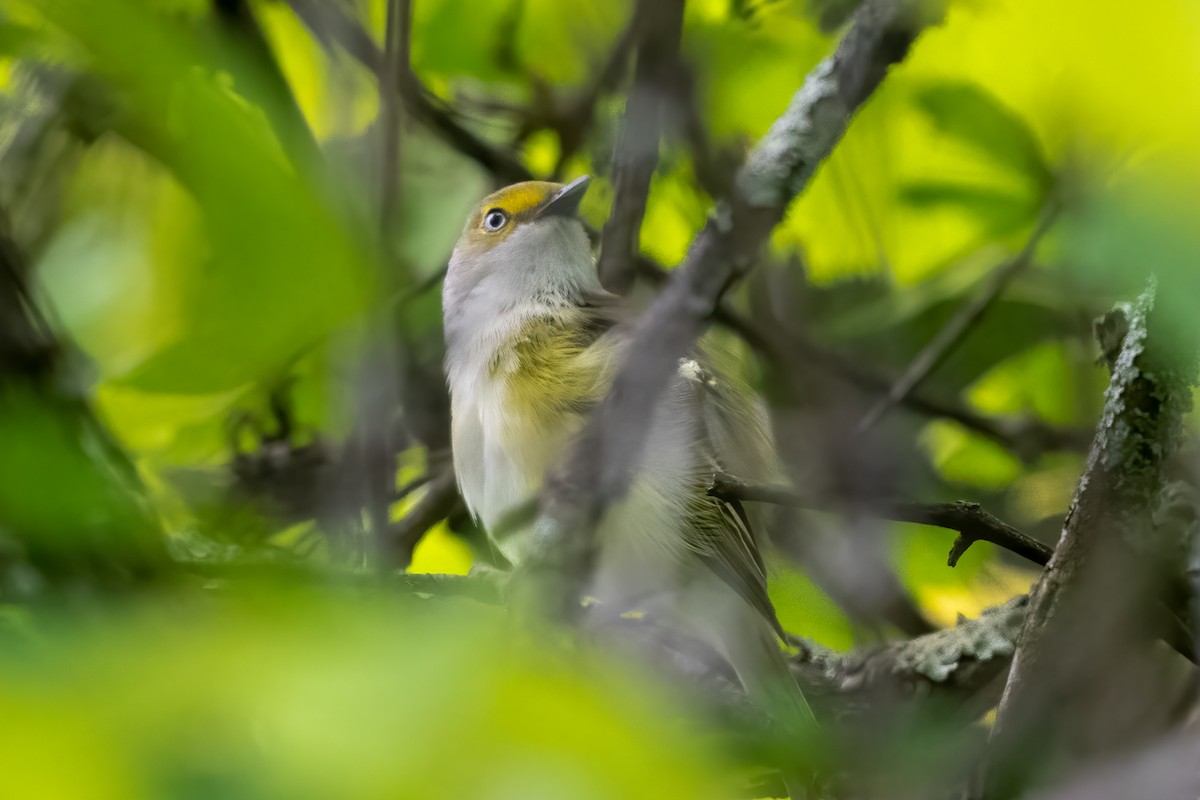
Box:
[990,281,1200,787]
[789,596,1027,721]
[543,0,945,615]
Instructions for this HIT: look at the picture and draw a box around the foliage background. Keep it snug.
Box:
[0,0,1198,797]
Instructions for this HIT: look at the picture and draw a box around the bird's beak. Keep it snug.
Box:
[538,175,591,219]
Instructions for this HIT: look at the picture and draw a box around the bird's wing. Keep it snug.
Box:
[572,294,785,635]
[675,352,787,638]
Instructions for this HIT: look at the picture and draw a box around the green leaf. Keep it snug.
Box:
[898,180,1037,238]
[33,0,374,394]
[914,82,1052,189]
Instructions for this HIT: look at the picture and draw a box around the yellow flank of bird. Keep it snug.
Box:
[492,312,613,423]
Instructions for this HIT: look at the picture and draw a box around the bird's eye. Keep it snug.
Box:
[483,209,508,232]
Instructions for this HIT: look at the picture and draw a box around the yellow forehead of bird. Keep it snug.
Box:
[461,181,565,244]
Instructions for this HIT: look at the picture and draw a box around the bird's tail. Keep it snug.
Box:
[727,619,821,798]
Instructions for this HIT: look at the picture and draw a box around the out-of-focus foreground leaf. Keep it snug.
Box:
[0,593,734,800]
[27,0,374,395]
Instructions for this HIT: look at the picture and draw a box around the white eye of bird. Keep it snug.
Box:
[483,209,508,232]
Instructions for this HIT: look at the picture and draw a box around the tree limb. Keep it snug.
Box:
[596,0,684,294]
[344,569,1028,724]
[634,256,1091,461]
[989,281,1200,789]
[1024,728,1200,800]
[788,595,1028,721]
[543,0,946,618]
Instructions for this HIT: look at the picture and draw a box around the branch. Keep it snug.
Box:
[543,0,945,616]
[0,222,56,379]
[634,256,1090,462]
[377,0,412,226]
[788,595,1028,721]
[595,0,685,294]
[707,472,1052,568]
[383,470,463,568]
[855,203,1059,433]
[286,0,531,183]
[990,281,1200,786]
[538,17,640,179]
[0,210,166,582]
[385,568,1027,725]
[1024,728,1200,800]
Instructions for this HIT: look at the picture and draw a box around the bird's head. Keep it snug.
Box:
[444,176,596,321]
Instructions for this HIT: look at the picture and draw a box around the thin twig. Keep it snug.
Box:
[707,472,1052,568]
[378,0,412,226]
[634,256,1089,461]
[385,470,463,568]
[287,0,531,184]
[546,17,641,178]
[856,204,1059,433]
[596,0,685,294]
[351,0,415,567]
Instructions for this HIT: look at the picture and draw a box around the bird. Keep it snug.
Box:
[442,175,816,767]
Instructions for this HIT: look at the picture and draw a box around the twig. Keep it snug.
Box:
[855,204,1059,433]
[378,0,412,226]
[347,0,415,567]
[545,16,641,178]
[596,0,685,294]
[182,560,505,604]
[543,0,946,619]
[675,66,739,200]
[393,472,430,503]
[633,256,1090,461]
[707,472,1052,568]
[396,572,503,604]
[0,210,167,579]
[286,0,531,183]
[384,470,463,568]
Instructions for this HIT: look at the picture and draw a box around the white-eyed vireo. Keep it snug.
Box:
[442,176,815,743]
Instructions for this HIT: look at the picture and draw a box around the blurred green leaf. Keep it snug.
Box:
[913,82,1051,189]
[827,270,1069,397]
[0,387,163,570]
[920,419,1022,490]
[32,0,373,394]
[898,180,1036,239]
[0,594,734,800]
[768,558,855,651]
